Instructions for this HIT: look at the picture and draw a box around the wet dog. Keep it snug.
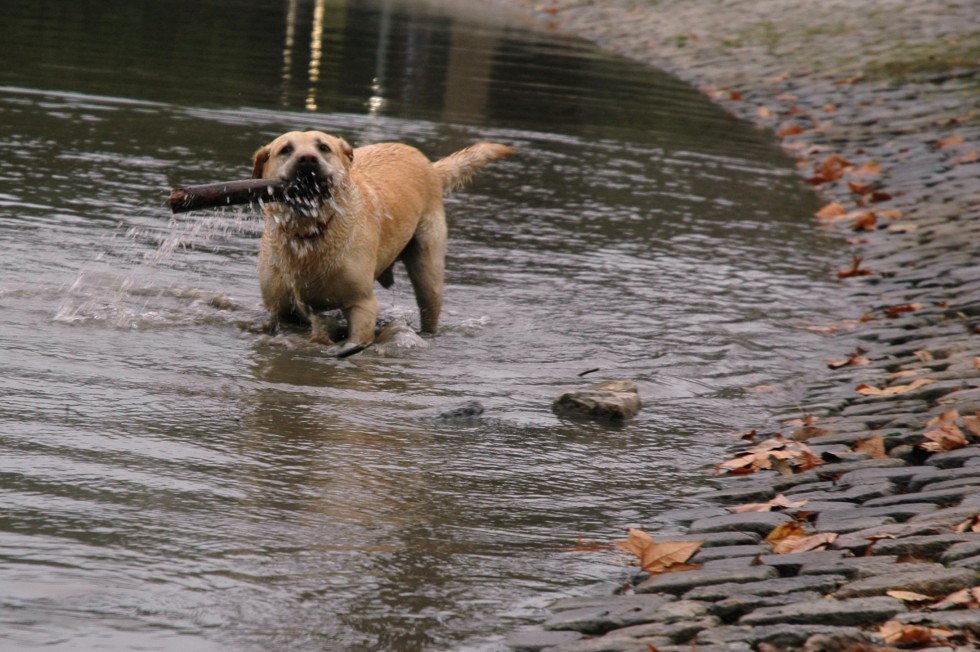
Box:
[251,131,514,357]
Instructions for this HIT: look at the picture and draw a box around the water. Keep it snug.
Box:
[0,1,850,650]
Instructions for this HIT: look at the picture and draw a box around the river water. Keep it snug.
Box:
[0,1,851,650]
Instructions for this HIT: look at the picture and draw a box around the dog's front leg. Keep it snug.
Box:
[327,296,378,358]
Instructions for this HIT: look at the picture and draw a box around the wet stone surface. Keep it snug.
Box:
[500,0,980,648]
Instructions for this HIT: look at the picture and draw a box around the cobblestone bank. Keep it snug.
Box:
[496,1,980,649]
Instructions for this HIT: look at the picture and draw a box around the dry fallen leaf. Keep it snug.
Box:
[778,123,804,138]
[913,349,935,363]
[919,422,968,453]
[879,620,941,645]
[815,201,847,219]
[930,586,980,610]
[828,349,870,369]
[887,590,934,603]
[885,303,922,318]
[856,377,933,396]
[958,150,978,164]
[854,434,888,459]
[850,161,881,176]
[963,413,980,438]
[808,152,852,184]
[771,531,837,555]
[765,520,805,546]
[851,211,878,232]
[837,255,873,279]
[936,134,966,149]
[615,529,703,575]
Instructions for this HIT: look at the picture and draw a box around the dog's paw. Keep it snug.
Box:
[328,341,367,358]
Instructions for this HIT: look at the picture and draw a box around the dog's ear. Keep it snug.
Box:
[251,145,271,179]
[338,138,354,163]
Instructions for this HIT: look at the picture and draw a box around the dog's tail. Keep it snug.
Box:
[434,142,515,194]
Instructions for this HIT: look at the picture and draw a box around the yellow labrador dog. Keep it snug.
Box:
[251,131,514,357]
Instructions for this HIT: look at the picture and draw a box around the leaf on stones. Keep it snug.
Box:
[771,531,837,555]
[807,152,852,184]
[957,150,978,165]
[929,586,980,610]
[885,303,922,318]
[853,434,888,459]
[919,422,968,453]
[954,515,980,533]
[851,211,877,232]
[886,590,935,603]
[615,528,703,575]
[913,349,935,363]
[765,520,805,545]
[778,123,805,138]
[837,255,873,279]
[815,201,847,219]
[936,134,965,149]
[850,161,881,176]
[963,413,980,438]
[733,494,808,513]
[879,620,941,645]
[856,377,933,396]
[758,105,773,119]
[877,209,902,220]
[848,181,875,195]
[828,348,870,369]
[718,436,823,475]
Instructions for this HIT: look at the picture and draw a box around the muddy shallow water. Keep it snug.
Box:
[0,1,851,650]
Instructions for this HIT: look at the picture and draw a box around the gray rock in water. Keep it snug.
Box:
[553,380,641,421]
[438,400,485,419]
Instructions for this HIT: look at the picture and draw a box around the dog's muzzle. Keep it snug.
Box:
[282,156,333,218]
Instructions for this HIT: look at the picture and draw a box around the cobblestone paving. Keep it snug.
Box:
[496,1,980,649]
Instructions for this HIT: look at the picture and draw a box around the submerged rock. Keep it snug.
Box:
[552,380,641,421]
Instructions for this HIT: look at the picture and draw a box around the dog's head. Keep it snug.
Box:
[252,131,354,221]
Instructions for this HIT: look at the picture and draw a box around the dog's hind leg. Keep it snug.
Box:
[401,214,447,334]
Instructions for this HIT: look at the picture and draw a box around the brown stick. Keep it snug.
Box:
[169,179,285,214]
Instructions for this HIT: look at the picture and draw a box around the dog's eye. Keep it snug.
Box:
[317,143,330,153]
[278,144,294,156]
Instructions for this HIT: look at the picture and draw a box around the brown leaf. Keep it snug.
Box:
[827,348,870,369]
[808,152,852,184]
[936,134,966,149]
[765,520,805,546]
[919,422,968,453]
[913,349,935,363]
[957,150,978,164]
[879,620,937,645]
[837,255,873,279]
[734,494,808,513]
[771,531,837,554]
[851,211,878,232]
[887,590,934,603]
[616,529,703,575]
[854,434,888,459]
[758,105,773,119]
[962,414,980,438]
[848,181,875,195]
[929,586,980,610]
[815,201,847,219]
[778,123,805,138]
[856,377,933,396]
[850,161,881,176]
[885,303,921,318]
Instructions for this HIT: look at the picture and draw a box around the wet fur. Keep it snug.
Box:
[251,130,514,354]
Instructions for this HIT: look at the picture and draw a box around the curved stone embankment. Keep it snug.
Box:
[496,1,980,649]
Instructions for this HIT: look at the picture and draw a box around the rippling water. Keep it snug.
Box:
[0,1,850,650]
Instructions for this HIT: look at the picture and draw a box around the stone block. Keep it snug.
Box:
[738,595,906,627]
[544,594,675,634]
[684,574,846,601]
[688,511,792,536]
[635,565,778,596]
[835,566,978,598]
[553,380,641,421]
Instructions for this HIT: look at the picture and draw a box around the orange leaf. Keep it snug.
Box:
[616,529,703,575]
[851,211,877,232]
[765,520,805,546]
[856,377,933,396]
[848,181,875,195]
[815,201,847,219]
[854,434,888,459]
[778,124,805,138]
[936,134,966,149]
[885,303,922,318]
[962,414,980,438]
[919,423,968,452]
[879,621,935,645]
[758,105,773,119]
[930,586,980,610]
[733,494,808,513]
[850,161,881,176]
[771,532,837,554]
[837,255,873,279]
[957,150,978,164]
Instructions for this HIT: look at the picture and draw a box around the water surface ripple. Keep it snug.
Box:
[0,1,848,650]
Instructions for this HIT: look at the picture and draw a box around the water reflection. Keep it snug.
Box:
[0,1,849,650]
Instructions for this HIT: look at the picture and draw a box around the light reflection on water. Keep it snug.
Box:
[0,1,849,650]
